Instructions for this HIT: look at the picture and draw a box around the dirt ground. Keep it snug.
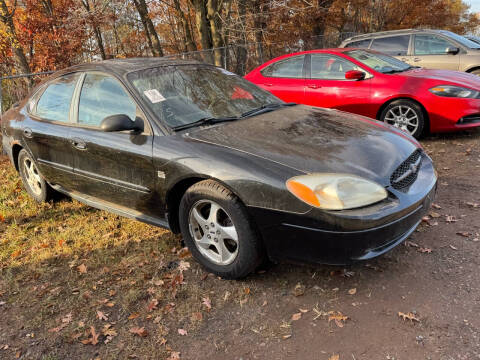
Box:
[1,128,479,360]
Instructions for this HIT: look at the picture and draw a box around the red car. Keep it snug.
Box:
[245,48,480,138]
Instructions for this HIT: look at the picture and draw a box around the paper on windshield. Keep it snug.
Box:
[144,89,166,103]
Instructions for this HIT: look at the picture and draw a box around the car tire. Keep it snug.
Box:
[179,179,264,279]
[18,149,53,203]
[380,99,425,139]
[469,69,480,76]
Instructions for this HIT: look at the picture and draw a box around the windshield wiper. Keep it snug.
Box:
[240,102,296,118]
[172,116,238,131]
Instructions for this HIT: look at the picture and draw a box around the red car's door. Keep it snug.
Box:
[304,53,373,117]
[253,55,306,103]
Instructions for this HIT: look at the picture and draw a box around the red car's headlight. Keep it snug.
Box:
[429,85,479,98]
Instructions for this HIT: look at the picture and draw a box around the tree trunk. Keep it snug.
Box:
[191,0,213,62]
[173,0,197,52]
[253,0,265,64]
[81,0,106,60]
[132,0,164,57]
[234,0,247,75]
[312,0,335,48]
[206,0,223,66]
[0,0,33,86]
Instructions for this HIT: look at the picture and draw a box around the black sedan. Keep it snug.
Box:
[1,58,437,279]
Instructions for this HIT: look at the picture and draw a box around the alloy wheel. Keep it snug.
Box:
[188,200,239,265]
[23,158,43,196]
[384,105,419,135]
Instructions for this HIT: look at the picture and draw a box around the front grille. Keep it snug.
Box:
[390,149,423,190]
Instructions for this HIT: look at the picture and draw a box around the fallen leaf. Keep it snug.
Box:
[328,355,339,360]
[166,351,180,360]
[466,202,479,208]
[348,288,357,295]
[202,297,211,310]
[449,245,458,250]
[456,231,470,237]
[96,311,108,321]
[328,312,349,328]
[282,334,292,339]
[430,211,441,218]
[432,203,442,209]
[299,308,308,313]
[292,283,305,296]
[418,247,432,253]
[77,264,87,274]
[129,327,148,337]
[128,313,140,320]
[11,250,21,258]
[108,290,116,297]
[147,298,159,312]
[57,239,65,247]
[445,215,457,223]
[191,312,203,321]
[398,312,420,322]
[81,326,99,345]
[62,313,72,324]
[177,328,187,336]
[178,260,190,272]
[291,312,302,321]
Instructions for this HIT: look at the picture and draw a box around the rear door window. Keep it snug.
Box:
[34,73,80,122]
[261,55,305,78]
[370,35,410,56]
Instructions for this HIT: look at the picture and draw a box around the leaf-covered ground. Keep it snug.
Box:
[1,129,480,360]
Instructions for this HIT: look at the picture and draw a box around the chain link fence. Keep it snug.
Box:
[0,32,356,115]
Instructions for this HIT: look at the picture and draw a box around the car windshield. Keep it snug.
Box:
[438,30,480,49]
[127,65,281,128]
[346,50,412,73]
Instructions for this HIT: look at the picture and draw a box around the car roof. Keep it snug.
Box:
[53,57,205,78]
[343,28,444,42]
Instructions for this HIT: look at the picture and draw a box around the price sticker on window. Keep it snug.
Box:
[143,89,166,103]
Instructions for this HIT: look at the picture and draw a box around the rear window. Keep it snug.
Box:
[261,55,305,78]
[370,35,410,56]
[345,39,371,48]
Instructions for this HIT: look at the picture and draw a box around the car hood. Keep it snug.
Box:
[402,68,480,89]
[185,105,419,186]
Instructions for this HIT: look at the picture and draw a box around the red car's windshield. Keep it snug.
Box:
[346,50,413,74]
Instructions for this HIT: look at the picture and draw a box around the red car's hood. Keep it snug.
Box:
[401,68,480,89]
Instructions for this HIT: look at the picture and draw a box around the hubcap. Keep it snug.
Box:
[384,105,419,135]
[23,158,42,196]
[188,200,239,266]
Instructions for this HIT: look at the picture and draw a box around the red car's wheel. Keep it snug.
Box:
[380,100,425,139]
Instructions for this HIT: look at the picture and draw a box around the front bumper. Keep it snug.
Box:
[248,155,437,265]
[425,96,480,132]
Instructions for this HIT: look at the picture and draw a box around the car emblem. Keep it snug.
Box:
[409,163,418,173]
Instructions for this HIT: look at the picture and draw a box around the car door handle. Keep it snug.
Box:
[263,83,273,87]
[71,138,87,150]
[413,58,421,62]
[23,128,33,138]
[306,84,321,89]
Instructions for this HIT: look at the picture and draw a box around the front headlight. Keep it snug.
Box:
[286,173,387,210]
[429,85,479,98]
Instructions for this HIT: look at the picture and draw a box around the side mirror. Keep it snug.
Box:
[345,70,366,81]
[446,47,459,55]
[101,114,138,132]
